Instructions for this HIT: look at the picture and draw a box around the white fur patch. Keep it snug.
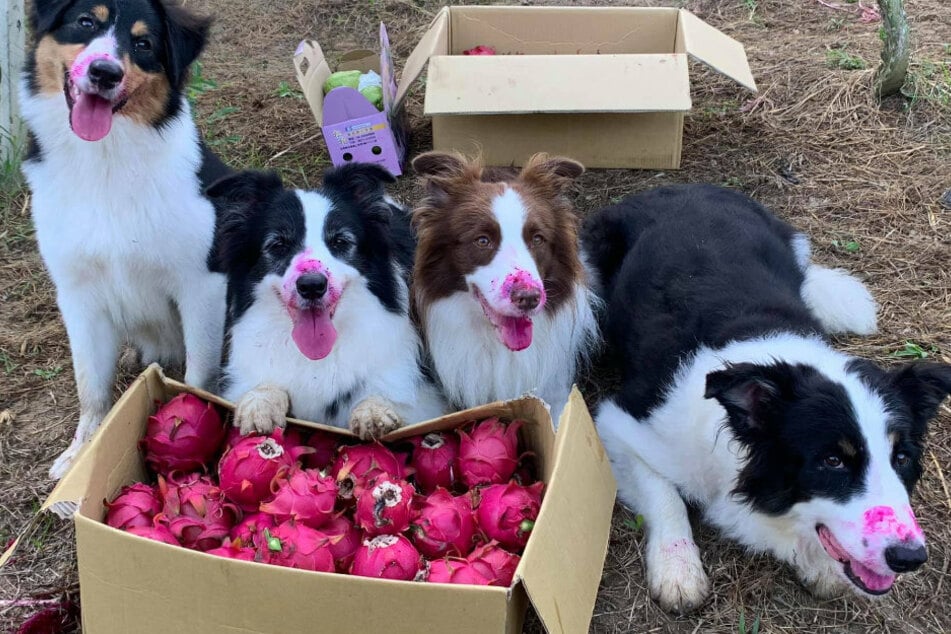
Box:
[802,264,878,335]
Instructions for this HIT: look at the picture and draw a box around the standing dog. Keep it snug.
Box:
[209,165,445,438]
[584,184,951,612]
[21,0,228,477]
[411,152,599,422]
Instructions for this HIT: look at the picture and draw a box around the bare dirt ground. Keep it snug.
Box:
[1,0,949,632]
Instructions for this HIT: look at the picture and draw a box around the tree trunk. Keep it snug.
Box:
[875,0,911,99]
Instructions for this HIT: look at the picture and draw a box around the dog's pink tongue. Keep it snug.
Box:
[70,92,113,141]
[291,308,337,360]
[851,560,895,593]
[499,316,533,351]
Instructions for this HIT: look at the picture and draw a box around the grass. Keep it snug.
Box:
[889,341,939,359]
[902,59,951,110]
[831,238,861,253]
[737,610,761,634]
[275,81,303,99]
[186,61,218,107]
[826,48,868,70]
[742,0,758,22]
[32,365,63,380]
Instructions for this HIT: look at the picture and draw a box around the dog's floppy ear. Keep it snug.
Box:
[518,153,585,196]
[705,362,791,442]
[412,152,481,209]
[205,170,284,273]
[887,362,951,430]
[30,0,72,34]
[161,1,212,89]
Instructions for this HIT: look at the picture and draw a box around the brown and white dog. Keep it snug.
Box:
[411,152,600,422]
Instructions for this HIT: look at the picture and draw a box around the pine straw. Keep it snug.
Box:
[1,0,949,632]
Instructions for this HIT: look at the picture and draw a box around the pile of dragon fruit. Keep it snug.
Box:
[102,392,544,586]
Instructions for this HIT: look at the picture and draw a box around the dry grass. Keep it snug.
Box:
[1,0,950,631]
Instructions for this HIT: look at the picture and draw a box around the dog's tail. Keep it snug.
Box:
[793,234,878,336]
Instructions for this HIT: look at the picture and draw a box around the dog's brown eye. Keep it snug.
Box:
[531,233,545,246]
[823,454,843,469]
[475,236,491,249]
[134,38,152,52]
[78,15,96,29]
[894,452,910,468]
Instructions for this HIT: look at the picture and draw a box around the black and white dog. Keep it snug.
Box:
[21,0,229,478]
[583,185,951,612]
[208,165,446,438]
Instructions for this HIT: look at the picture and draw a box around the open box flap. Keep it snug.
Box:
[394,6,450,108]
[678,9,757,92]
[425,54,691,115]
[294,39,334,126]
[516,388,617,634]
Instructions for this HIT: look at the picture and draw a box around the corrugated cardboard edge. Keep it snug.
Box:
[394,6,449,107]
[517,388,617,634]
[678,9,757,92]
[294,39,333,126]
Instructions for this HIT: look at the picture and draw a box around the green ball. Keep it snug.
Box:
[360,85,384,111]
[322,70,361,95]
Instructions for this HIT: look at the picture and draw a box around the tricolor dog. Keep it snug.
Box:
[21,0,229,478]
[584,184,951,612]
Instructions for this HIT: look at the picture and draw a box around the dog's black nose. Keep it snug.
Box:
[88,60,124,90]
[296,273,328,301]
[511,287,541,312]
[885,543,927,573]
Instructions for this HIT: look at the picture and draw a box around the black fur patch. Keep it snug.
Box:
[582,184,822,419]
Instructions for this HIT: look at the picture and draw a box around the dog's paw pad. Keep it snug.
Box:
[349,397,403,439]
[235,386,289,435]
[647,538,710,614]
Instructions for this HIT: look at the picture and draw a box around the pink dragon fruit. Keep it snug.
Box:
[302,430,339,470]
[265,521,335,572]
[206,541,258,562]
[229,512,277,549]
[322,515,361,572]
[259,468,337,529]
[332,443,407,503]
[125,521,180,546]
[161,474,239,551]
[350,534,423,581]
[467,540,521,587]
[354,478,415,536]
[475,481,544,550]
[140,393,225,475]
[456,418,522,487]
[218,430,295,511]
[410,432,459,494]
[463,45,496,56]
[410,488,476,558]
[104,482,162,530]
[425,557,494,585]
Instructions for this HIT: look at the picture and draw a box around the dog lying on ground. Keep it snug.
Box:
[583,184,951,612]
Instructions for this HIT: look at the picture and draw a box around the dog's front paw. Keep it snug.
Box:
[234,385,290,435]
[349,396,403,440]
[49,441,82,480]
[646,538,711,614]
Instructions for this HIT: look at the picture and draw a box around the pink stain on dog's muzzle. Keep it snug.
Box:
[283,254,340,361]
[863,505,924,543]
[500,269,547,313]
[68,37,123,142]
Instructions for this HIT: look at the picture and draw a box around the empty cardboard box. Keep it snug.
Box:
[393,5,757,169]
[22,366,616,633]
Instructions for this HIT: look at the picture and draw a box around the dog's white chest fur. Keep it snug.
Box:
[424,283,597,419]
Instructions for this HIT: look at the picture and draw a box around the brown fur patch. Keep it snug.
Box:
[131,20,149,37]
[92,5,109,21]
[119,57,171,126]
[411,152,585,322]
[33,36,85,95]
[839,439,858,458]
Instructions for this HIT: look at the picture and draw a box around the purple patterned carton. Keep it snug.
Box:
[294,24,407,176]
